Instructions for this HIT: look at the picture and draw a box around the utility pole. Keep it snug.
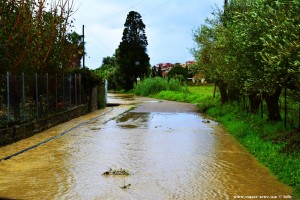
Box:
[82,25,85,68]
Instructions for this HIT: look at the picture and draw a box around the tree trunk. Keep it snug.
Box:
[217,80,229,104]
[249,93,261,114]
[228,87,240,102]
[264,87,282,121]
[213,83,217,98]
[298,103,300,132]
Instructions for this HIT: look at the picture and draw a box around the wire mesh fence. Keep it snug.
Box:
[240,91,300,130]
[0,72,87,129]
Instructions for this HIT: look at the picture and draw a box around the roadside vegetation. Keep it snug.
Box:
[188,0,300,196]
[0,0,105,129]
[132,78,300,197]
[133,77,186,96]
[0,0,83,74]
[192,0,300,122]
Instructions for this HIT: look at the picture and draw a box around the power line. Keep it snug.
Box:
[98,0,146,23]
[84,26,113,52]
[142,0,169,17]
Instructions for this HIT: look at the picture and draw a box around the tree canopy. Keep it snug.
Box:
[193,0,300,121]
[95,56,120,90]
[167,64,189,81]
[0,0,82,75]
[116,11,150,90]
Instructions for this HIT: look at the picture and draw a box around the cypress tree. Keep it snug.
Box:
[117,11,150,90]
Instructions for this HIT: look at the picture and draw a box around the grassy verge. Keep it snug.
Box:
[133,77,186,96]
[206,103,300,197]
[133,79,300,197]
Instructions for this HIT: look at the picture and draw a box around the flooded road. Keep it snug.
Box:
[0,94,294,199]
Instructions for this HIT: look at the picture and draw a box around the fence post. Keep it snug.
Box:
[105,79,108,105]
[22,72,25,104]
[69,74,72,105]
[22,72,25,121]
[46,73,49,115]
[63,74,65,103]
[36,73,39,118]
[79,74,81,104]
[55,74,58,112]
[75,74,77,105]
[7,72,10,123]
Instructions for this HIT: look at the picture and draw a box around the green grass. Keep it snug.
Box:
[133,79,300,197]
[153,84,217,103]
[133,77,185,96]
[206,103,300,197]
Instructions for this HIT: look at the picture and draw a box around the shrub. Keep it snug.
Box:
[133,77,184,96]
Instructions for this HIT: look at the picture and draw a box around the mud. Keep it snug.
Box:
[0,93,294,199]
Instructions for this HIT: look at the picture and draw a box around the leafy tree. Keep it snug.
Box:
[258,0,300,120]
[0,0,76,120]
[167,63,189,81]
[193,17,232,103]
[95,56,120,90]
[193,0,300,120]
[225,0,265,112]
[66,32,84,69]
[116,11,150,90]
[0,0,76,74]
[227,0,300,120]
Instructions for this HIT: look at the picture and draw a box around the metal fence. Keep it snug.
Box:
[240,91,300,130]
[0,72,86,128]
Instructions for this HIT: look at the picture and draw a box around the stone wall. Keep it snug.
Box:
[0,85,106,147]
[0,104,89,147]
[90,87,98,112]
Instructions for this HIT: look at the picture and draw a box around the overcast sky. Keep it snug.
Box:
[71,0,224,69]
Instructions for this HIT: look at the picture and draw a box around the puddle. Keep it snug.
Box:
[144,100,162,103]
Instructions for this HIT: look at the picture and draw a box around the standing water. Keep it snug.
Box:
[0,94,293,199]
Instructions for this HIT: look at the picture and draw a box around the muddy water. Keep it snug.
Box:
[0,97,294,200]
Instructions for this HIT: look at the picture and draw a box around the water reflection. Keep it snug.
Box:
[0,110,293,199]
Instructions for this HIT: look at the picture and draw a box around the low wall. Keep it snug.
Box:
[0,82,107,147]
[90,87,98,111]
[0,104,89,147]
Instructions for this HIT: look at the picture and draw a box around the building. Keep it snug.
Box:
[181,61,196,69]
[154,61,196,77]
[156,63,174,76]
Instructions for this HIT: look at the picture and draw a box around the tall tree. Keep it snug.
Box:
[167,63,189,81]
[65,31,84,69]
[193,0,300,121]
[117,11,150,90]
[0,0,76,121]
[0,0,76,74]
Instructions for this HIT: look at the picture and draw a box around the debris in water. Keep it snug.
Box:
[120,183,131,190]
[102,168,130,176]
[90,127,101,130]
